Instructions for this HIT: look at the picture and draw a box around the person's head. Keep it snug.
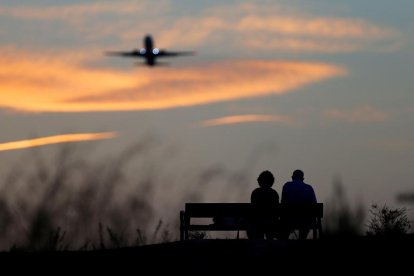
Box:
[257,170,274,188]
[292,169,304,181]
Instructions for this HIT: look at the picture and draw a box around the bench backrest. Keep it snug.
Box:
[184,203,323,218]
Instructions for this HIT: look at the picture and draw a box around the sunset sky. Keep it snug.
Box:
[0,0,413,209]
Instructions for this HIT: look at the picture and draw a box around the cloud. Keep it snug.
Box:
[153,4,402,53]
[156,15,400,53]
[0,1,167,43]
[0,49,345,113]
[323,105,390,123]
[199,114,296,127]
[0,132,117,152]
[237,16,395,39]
[0,2,150,21]
[0,2,401,53]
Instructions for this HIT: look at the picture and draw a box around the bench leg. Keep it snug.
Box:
[317,218,323,239]
[180,229,184,241]
[180,211,185,241]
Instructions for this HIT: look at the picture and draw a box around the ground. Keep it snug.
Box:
[2,235,412,273]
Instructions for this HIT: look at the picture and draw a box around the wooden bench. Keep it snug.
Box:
[180,203,323,241]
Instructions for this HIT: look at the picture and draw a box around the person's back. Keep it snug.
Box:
[251,186,279,208]
[248,170,279,240]
[281,181,316,205]
[281,170,317,239]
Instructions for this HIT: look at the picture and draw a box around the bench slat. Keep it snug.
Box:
[185,203,252,217]
[185,203,323,218]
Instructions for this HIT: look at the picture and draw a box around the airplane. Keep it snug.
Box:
[106,34,195,66]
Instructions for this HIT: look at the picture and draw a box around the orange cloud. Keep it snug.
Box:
[0,49,345,113]
[0,2,150,21]
[323,105,390,123]
[0,2,400,54]
[199,114,295,127]
[237,16,395,39]
[172,16,398,53]
[0,132,117,152]
[155,7,401,53]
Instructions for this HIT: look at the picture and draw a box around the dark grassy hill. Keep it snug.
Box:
[2,235,413,273]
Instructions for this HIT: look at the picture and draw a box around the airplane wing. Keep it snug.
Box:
[157,50,195,57]
[105,50,145,58]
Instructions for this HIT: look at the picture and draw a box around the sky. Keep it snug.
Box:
[0,0,413,213]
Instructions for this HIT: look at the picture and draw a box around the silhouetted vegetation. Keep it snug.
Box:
[323,177,365,237]
[367,204,410,237]
[0,140,254,251]
[0,141,174,251]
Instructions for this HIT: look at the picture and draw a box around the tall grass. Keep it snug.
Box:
[0,140,175,251]
[323,176,365,237]
[0,139,255,250]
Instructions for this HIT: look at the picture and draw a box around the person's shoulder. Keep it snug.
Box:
[303,183,316,196]
[270,188,279,194]
[304,182,314,190]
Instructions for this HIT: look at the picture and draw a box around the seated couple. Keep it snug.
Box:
[247,170,317,240]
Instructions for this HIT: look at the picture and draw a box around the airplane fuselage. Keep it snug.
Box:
[142,35,157,66]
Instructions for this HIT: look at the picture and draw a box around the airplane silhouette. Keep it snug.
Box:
[106,34,195,66]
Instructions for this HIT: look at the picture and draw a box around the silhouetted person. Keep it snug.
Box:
[281,169,317,239]
[247,170,279,240]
